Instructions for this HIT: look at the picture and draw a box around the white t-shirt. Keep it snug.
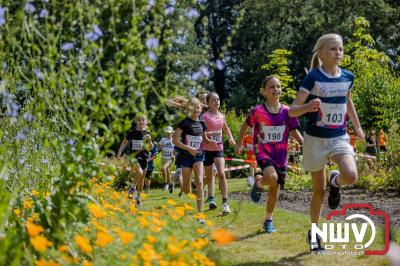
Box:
[159,137,175,159]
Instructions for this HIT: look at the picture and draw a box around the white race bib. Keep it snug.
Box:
[209,131,222,143]
[261,125,285,143]
[318,102,347,126]
[131,140,143,150]
[162,147,174,158]
[186,135,203,150]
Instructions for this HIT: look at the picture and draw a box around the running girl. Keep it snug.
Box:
[159,126,175,193]
[169,96,212,220]
[202,92,235,215]
[145,143,158,192]
[117,114,153,207]
[289,33,365,251]
[235,76,303,233]
[243,127,257,187]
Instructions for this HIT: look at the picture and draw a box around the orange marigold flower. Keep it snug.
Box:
[175,207,186,217]
[74,235,92,254]
[190,238,208,250]
[118,230,134,244]
[35,258,60,266]
[30,235,53,252]
[82,260,92,266]
[167,243,181,256]
[26,221,44,237]
[150,226,162,233]
[23,199,33,209]
[212,228,236,245]
[87,203,107,218]
[183,203,194,211]
[95,231,114,247]
[146,235,157,244]
[194,213,206,220]
[58,244,69,252]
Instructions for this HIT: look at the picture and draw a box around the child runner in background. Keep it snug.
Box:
[243,127,257,187]
[236,76,303,233]
[144,143,158,192]
[289,33,365,251]
[202,92,236,215]
[159,126,175,193]
[117,114,154,207]
[379,129,387,152]
[169,96,212,222]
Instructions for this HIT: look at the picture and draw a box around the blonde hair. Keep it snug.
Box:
[310,33,343,70]
[168,96,203,113]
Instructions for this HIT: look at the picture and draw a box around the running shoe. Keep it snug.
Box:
[209,198,217,210]
[198,218,205,224]
[128,185,136,198]
[222,203,231,215]
[178,191,183,197]
[247,176,255,187]
[162,183,168,191]
[169,182,174,193]
[263,219,276,233]
[250,183,264,203]
[307,229,325,251]
[328,170,341,210]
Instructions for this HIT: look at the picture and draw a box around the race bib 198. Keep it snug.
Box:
[261,125,286,143]
[131,140,143,150]
[318,102,346,127]
[186,135,203,150]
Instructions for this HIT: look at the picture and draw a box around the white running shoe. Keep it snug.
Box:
[247,176,255,187]
[222,202,231,215]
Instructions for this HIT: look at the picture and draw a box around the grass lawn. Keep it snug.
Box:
[144,178,391,266]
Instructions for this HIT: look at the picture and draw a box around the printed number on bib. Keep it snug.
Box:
[319,103,346,127]
[131,140,143,150]
[261,125,285,143]
[209,131,222,143]
[162,147,174,157]
[186,135,203,150]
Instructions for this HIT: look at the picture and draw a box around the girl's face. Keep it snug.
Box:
[136,116,147,129]
[208,94,220,111]
[198,93,208,106]
[261,78,281,100]
[190,103,203,119]
[318,38,343,66]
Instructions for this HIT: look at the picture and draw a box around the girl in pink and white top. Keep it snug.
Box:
[202,92,235,215]
[235,76,303,233]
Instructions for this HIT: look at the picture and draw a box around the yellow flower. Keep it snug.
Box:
[150,226,162,233]
[167,243,181,256]
[120,254,127,261]
[206,220,215,227]
[26,222,44,237]
[95,231,114,247]
[118,231,134,245]
[175,207,186,217]
[58,245,69,252]
[30,235,53,252]
[32,190,39,196]
[167,199,177,206]
[190,238,208,250]
[146,235,157,243]
[28,213,40,223]
[129,204,137,214]
[82,260,92,266]
[137,216,151,227]
[196,228,206,234]
[23,199,33,209]
[159,260,169,266]
[74,235,92,254]
[87,203,107,218]
[183,203,194,211]
[194,212,206,220]
[212,228,236,245]
[187,193,197,200]
[35,259,60,266]
[14,208,21,216]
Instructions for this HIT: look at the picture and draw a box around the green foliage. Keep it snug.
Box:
[261,49,297,105]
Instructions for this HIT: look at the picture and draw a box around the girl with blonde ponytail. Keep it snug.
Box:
[289,33,365,252]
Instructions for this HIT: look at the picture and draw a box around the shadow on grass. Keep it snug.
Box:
[236,230,265,241]
[231,251,309,266]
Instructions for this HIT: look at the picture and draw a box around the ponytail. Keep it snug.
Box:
[310,52,321,70]
[168,96,203,113]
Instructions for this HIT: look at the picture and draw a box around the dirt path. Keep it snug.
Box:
[230,187,400,227]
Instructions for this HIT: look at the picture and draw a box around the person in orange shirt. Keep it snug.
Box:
[243,128,258,186]
[348,127,357,153]
[379,129,387,152]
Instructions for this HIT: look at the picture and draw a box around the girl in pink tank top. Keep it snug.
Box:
[202,92,236,215]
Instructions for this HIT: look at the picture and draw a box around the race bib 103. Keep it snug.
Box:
[318,102,347,127]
